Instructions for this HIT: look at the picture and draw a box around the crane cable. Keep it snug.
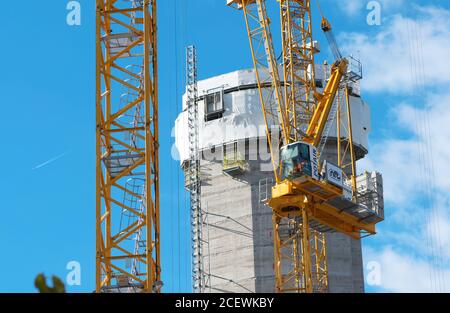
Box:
[406,16,434,291]
[415,16,445,293]
[315,0,324,18]
[407,13,445,292]
[415,18,446,292]
[315,0,342,61]
[313,0,345,161]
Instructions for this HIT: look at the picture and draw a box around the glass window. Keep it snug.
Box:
[299,143,309,161]
[281,143,312,180]
[281,145,298,161]
[206,94,216,112]
[205,91,224,121]
[315,79,324,88]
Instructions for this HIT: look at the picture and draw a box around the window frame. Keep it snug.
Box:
[204,89,225,121]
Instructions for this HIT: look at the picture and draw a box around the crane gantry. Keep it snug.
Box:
[96,0,160,293]
[228,0,383,293]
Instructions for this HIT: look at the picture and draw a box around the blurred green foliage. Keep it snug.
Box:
[35,273,66,293]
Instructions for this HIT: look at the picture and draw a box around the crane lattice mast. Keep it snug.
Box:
[279,0,328,293]
[96,0,161,293]
[280,0,317,141]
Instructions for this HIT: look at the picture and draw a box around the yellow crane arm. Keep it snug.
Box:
[304,58,348,147]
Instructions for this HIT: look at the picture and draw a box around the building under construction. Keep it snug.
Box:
[175,65,384,293]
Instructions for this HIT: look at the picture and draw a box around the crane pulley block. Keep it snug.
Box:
[321,17,332,32]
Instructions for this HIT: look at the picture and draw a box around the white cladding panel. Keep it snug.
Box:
[175,68,371,163]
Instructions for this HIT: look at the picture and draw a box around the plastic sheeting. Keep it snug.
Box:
[174,69,371,164]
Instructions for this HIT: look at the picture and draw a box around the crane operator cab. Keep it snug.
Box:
[273,140,344,215]
[280,141,320,182]
[274,141,383,233]
[275,141,350,203]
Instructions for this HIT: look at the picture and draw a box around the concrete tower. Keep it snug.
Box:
[175,66,373,293]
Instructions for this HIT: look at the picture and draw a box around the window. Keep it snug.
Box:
[315,79,324,88]
[299,143,310,161]
[280,142,312,180]
[222,141,246,175]
[205,90,225,121]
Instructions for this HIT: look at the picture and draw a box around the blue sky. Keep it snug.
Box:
[0,0,448,293]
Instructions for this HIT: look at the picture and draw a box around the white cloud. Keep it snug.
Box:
[428,209,450,262]
[334,0,404,16]
[364,246,450,292]
[341,0,364,16]
[378,0,405,10]
[360,91,450,207]
[340,6,450,93]
[359,88,450,291]
[350,5,450,292]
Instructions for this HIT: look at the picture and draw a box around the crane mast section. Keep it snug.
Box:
[278,0,328,294]
[228,0,289,183]
[96,0,160,293]
[279,0,318,143]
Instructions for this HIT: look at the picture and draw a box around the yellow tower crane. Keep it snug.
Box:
[95,0,161,293]
[227,0,383,293]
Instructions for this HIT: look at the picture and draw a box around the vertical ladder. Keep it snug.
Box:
[317,88,341,160]
[186,45,204,293]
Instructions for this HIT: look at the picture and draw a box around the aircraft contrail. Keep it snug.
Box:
[32,152,69,170]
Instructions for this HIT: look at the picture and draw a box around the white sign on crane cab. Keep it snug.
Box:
[309,146,319,180]
[326,162,343,187]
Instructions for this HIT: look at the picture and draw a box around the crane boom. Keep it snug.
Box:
[304,58,348,147]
